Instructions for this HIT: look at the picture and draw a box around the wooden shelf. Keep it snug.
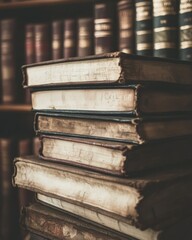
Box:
[0,104,32,112]
[0,0,92,10]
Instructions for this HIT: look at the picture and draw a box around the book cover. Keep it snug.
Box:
[13,155,192,230]
[179,0,192,61]
[135,0,153,56]
[117,0,135,54]
[77,18,94,57]
[38,134,192,175]
[51,20,63,60]
[21,203,133,240]
[153,0,179,58]
[22,52,192,88]
[30,85,192,115]
[94,2,116,54]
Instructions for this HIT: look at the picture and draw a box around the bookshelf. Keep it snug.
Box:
[0,0,191,239]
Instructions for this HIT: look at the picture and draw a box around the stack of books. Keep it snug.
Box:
[13,52,192,240]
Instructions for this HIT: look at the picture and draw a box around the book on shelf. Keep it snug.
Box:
[34,23,51,63]
[51,20,63,60]
[153,0,179,59]
[38,134,192,175]
[30,85,192,115]
[135,0,153,56]
[37,194,192,240]
[12,155,192,230]
[117,0,135,54]
[63,19,77,58]
[22,52,192,88]
[77,18,94,57]
[94,2,116,54]
[179,0,192,61]
[25,24,35,65]
[21,203,133,240]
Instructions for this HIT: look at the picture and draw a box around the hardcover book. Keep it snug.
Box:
[51,20,63,60]
[38,134,192,175]
[37,193,192,240]
[30,85,192,115]
[34,112,192,143]
[13,155,192,230]
[21,203,133,240]
[22,52,192,88]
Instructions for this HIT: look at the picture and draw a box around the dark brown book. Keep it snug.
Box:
[21,203,131,240]
[94,1,116,54]
[51,20,63,60]
[13,155,192,230]
[0,138,20,240]
[153,0,179,58]
[0,18,24,103]
[25,24,35,104]
[77,18,94,57]
[135,0,153,56]
[39,134,192,176]
[117,0,135,54]
[34,23,51,63]
[32,137,41,156]
[179,0,192,61]
[63,19,76,58]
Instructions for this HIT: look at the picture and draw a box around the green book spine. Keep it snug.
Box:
[179,0,192,61]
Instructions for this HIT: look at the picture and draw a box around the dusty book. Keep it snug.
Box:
[39,134,192,175]
[30,85,192,115]
[21,203,134,240]
[22,51,192,88]
[34,112,192,143]
[37,193,192,240]
[13,155,192,230]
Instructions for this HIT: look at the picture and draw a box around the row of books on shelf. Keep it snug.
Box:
[0,136,40,240]
[0,0,192,105]
[12,51,192,240]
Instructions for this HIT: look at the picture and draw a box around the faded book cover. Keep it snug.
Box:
[13,155,192,230]
[22,51,192,88]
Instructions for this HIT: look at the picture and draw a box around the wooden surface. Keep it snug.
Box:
[0,104,32,112]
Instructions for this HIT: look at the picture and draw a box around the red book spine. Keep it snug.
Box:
[52,20,63,60]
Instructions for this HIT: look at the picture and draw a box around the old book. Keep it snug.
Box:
[39,134,192,175]
[30,85,192,115]
[21,203,133,240]
[63,19,76,58]
[135,0,153,56]
[13,155,192,230]
[37,194,192,240]
[117,0,135,54]
[0,18,24,103]
[35,113,192,143]
[22,52,192,88]
[34,23,51,62]
[51,20,63,60]
[153,0,179,58]
[0,138,20,240]
[94,2,116,54]
[179,0,192,61]
[77,18,94,57]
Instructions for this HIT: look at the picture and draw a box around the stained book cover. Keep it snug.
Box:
[13,155,192,230]
[38,134,192,176]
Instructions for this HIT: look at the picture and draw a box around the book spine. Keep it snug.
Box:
[136,0,153,56]
[94,2,115,54]
[153,0,179,58]
[51,20,63,60]
[34,23,51,62]
[0,19,17,103]
[0,138,20,240]
[179,0,192,61]
[77,18,94,57]
[63,19,77,58]
[117,0,135,54]
[25,24,35,64]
